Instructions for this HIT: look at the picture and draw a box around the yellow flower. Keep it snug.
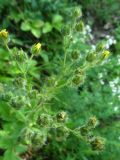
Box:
[0,29,8,40]
[35,43,41,51]
[102,50,110,59]
[31,42,41,54]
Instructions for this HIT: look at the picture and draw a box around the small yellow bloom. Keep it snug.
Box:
[34,43,41,51]
[0,29,8,40]
[31,42,41,54]
[102,50,110,59]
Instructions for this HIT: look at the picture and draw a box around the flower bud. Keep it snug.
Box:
[96,42,105,52]
[55,127,69,141]
[90,137,105,151]
[72,73,85,86]
[86,52,96,62]
[75,21,84,32]
[80,126,89,136]
[11,96,26,108]
[101,50,110,60]
[87,116,98,129]
[14,77,26,88]
[31,43,41,55]
[75,68,84,75]
[2,92,13,102]
[57,111,67,122]
[15,50,27,62]
[0,29,8,40]
[71,51,80,60]
[31,132,47,147]
[73,7,82,17]
[38,114,53,127]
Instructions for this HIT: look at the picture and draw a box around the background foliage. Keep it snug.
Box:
[0,0,120,160]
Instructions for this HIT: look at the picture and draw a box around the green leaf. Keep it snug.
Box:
[43,22,52,33]
[52,14,63,24]
[4,149,21,160]
[9,11,22,23]
[21,21,31,31]
[15,110,26,122]
[31,28,41,38]
[52,14,63,31]
[0,131,9,149]
[15,144,28,154]
[40,51,49,63]
[31,20,44,28]
[0,102,15,121]
[0,131,16,149]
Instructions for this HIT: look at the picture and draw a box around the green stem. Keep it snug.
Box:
[63,51,67,67]
[4,42,10,52]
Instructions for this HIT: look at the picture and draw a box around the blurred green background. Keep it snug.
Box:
[0,0,120,159]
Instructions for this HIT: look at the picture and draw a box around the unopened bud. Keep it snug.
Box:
[86,52,96,62]
[31,43,41,55]
[87,116,98,129]
[72,74,85,86]
[38,114,53,127]
[0,29,8,40]
[75,21,84,32]
[75,68,84,75]
[57,111,67,122]
[96,43,105,52]
[74,7,82,17]
[71,51,80,60]
[15,50,27,62]
[101,50,110,60]
[90,137,105,151]
[80,126,89,136]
